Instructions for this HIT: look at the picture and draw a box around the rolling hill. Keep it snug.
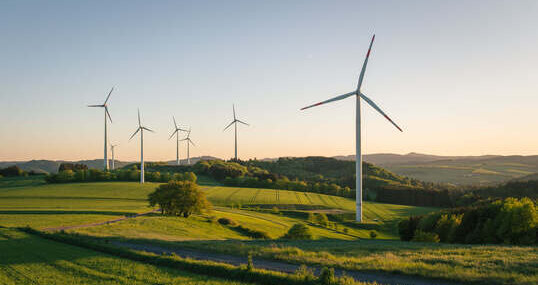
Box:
[336,153,538,185]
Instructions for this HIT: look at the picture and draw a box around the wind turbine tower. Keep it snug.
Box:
[88,87,114,170]
[180,129,195,165]
[301,35,403,222]
[223,104,249,161]
[110,143,118,170]
[169,116,189,165]
[129,109,155,183]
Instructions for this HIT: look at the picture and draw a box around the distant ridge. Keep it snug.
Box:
[0,156,222,174]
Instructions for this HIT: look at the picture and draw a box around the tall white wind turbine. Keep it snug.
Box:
[129,109,155,183]
[88,87,114,170]
[223,104,249,161]
[169,116,189,165]
[300,35,403,222]
[109,143,119,170]
[180,129,195,165]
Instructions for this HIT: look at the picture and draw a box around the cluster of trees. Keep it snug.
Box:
[45,166,197,184]
[399,197,537,245]
[0,165,27,177]
[148,181,210,217]
[58,163,88,172]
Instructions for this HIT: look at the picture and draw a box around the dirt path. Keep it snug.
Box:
[41,209,160,231]
[113,241,461,285]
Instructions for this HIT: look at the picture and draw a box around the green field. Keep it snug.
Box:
[0,228,246,285]
[383,160,538,185]
[3,177,535,284]
[0,178,437,238]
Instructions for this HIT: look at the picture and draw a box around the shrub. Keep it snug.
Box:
[369,231,377,239]
[281,223,313,240]
[294,265,315,282]
[234,225,270,239]
[411,230,440,243]
[319,267,335,285]
[398,216,422,241]
[218,217,236,226]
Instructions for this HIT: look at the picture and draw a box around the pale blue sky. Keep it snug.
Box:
[1,0,537,161]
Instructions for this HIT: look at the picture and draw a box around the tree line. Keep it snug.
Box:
[45,164,197,184]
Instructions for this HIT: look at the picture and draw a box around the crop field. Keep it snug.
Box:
[0,228,247,285]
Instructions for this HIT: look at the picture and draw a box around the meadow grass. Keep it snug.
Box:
[0,227,248,285]
[72,208,369,240]
[161,238,538,285]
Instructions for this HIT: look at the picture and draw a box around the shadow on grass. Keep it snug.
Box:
[0,210,135,216]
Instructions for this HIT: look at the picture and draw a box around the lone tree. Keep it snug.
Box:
[148,181,210,217]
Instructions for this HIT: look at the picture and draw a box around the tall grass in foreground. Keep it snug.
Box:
[20,227,374,285]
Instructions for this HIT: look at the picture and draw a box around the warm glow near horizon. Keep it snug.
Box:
[1,1,537,162]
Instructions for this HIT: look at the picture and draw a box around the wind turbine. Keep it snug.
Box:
[180,129,195,165]
[300,35,403,222]
[223,104,249,161]
[169,116,189,165]
[109,143,119,170]
[129,109,155,183]
[87,87,114,170]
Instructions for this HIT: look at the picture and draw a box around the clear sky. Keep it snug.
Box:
[1,0,537,161]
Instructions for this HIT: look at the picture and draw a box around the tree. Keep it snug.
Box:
[281,223,313,240]
[148,181,210,217]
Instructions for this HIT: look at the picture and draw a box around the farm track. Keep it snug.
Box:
[113,242,460,285]
[224,189,242,204]
[249,189,261,203]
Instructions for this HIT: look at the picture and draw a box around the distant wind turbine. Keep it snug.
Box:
[129,109,155,183]
[300,35,403,222]
[87,87,114,171]
[169,116,189,165]
[180,128,195,165]
[109,143,119,170]
[223,104,249,161]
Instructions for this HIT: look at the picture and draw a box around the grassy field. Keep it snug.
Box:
[0,227,248,285]
[0,178,437,237]
[157,238,538,285]
[1,177,536,284]
[383,160,538,185]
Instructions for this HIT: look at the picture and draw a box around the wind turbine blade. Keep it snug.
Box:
[87,105,103,107]
[357,34,375,91]
[137,109,141,127]
[105,106,113,123]
[223,121,235,131]
[129,128,140,141]
[169,129,178,140]
[142,127,155,133]
[236,119,249,126]
[233,104,236,120]
[189,139,196,146]
[173,116,178,128]
[104,87,114,105]
[359,93,403,132]
[300,91,356,111]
